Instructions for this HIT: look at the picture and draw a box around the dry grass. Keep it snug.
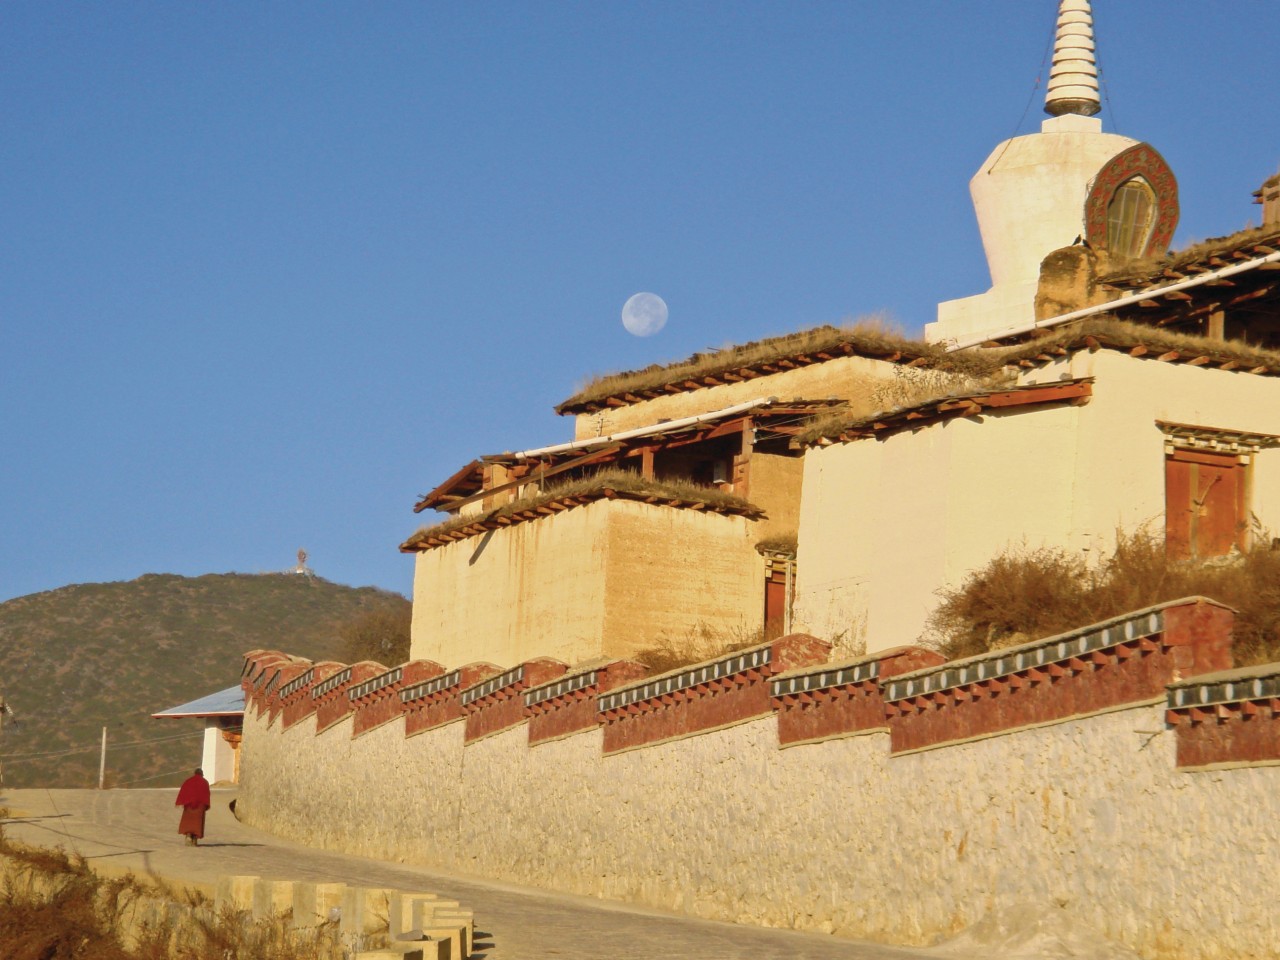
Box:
[755,531,798,555]
[630,623,765,675]
[796,317,1280,446]
[926,530,1280,666]
[1102,224,1280,283]
[0,820,342,960]
[405,468,760,547]
[556,315,932,411]
[1006,316,1280,367]
[793,371,1012,446]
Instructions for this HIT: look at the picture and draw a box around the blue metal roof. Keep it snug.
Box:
[152,685,245,719]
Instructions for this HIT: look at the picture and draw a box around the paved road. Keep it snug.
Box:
[2,788,937,960]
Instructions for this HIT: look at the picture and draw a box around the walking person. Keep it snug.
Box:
[175,767,211,846]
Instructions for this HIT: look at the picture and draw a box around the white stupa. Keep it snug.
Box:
[926,1,1177,345]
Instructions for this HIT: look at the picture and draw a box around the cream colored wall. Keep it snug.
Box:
[410,505,611,669]
[1040,351,1280,543]
[239,701,1280,960]
[569,355,908,440]
[600,499,762,658]
[796,353,1280,653]
[410,499,764,668]
[795,404,1082,651]
[744,452,804,540]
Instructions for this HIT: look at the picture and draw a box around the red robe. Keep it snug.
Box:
[175,774,211,839]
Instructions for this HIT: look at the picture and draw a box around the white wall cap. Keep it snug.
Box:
[1040,113,1102,134]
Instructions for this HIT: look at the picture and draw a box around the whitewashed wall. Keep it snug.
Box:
[240,703,1279,960]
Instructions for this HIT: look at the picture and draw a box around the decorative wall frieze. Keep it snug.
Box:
[1167,663,1280,769]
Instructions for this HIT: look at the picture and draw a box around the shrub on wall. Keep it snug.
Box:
[927,530,1280,665]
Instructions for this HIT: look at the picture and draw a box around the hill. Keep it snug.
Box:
[0,573,409,790]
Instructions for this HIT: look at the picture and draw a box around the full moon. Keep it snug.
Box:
[621,292,668,337]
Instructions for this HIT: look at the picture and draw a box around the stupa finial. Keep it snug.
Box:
[1044,0,1101,118]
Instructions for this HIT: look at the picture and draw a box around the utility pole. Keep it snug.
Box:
[98,726,107,790]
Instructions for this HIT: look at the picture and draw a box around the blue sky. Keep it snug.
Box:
[3,2,1277,604]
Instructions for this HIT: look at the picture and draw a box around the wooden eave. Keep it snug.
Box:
[400,486,765,553]
[554,339,929,415]
[414,459,485,514]
[804,379,1094,446]
[416,399,846,515]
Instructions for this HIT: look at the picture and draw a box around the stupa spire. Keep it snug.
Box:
[1044,0,1101,118]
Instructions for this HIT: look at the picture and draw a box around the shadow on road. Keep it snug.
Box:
[195,842,264,849]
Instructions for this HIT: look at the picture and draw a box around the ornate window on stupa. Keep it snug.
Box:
[1106,177,1156,259]
[1084,143,1179,261]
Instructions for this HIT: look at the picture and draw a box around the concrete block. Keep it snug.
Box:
[406,897,460,929]
[214,874,258,911]
[421,923,468,958]
[362,944,446,960]
[387,891,439,934]
[422,916,473,960]
[293,881,346,928]
[342,885,393,937]
[251,878,295,920]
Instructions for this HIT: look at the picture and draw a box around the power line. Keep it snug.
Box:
[0,730,202,763]
[115,766,198,787]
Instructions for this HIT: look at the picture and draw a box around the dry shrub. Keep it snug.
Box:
[0,841,139,960]
[927,531,1280,666]
[631,622,764,675]
[754,531,797,555]
[338,604,412,666]
[0,826,341,960]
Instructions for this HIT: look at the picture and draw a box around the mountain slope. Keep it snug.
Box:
[0,573,409,789]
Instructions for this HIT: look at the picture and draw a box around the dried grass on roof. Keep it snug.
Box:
[1102,224,1280,284]
[794,317,1280,446]
[1003,316,1280,368]
[403,468,759,548]
[556,315,931,411]
[793,368,1010,446]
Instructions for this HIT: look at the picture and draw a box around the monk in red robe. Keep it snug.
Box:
[175,768,211,846]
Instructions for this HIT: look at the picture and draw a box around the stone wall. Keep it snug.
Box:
[238,599,1280,960]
